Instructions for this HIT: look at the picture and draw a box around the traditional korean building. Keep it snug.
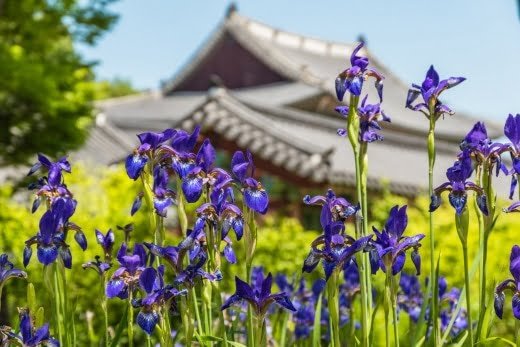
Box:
[78,5,505,213]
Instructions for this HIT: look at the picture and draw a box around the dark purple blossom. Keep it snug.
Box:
[194,186,243,241]
[125,129,176,180]
[430,151,488,215]
[335,42,384,102]
[302,221,372,280]
[27,153,71,187]
[221,268,296,316]
[82,255,111,276]
[24,201,74,268]
[106,243,147,299]
[494,245,520,320]
[0,309,59,346]
[406,65,465,120]
[371,205,424,276]
[231,151,269,214]
[503,114,520,199]
[133,266,186,335]
[398,273,423,322]
[174,252,221,287]
[303,189,359,229]
[170,126,200,179]
[335,95,391,143]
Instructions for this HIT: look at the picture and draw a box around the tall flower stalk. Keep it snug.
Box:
[334,42,385,346]
[407,66,465,345]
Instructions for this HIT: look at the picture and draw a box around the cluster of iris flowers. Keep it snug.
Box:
[1,41,520,347]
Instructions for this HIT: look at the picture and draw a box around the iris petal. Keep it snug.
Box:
[137,310,160,335]
[37,245,58,266]
[244,188,269,214]
[106,279,126,298]
[182,176,203,203]
[125,154,148,180]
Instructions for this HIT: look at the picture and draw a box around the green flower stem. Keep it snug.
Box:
[462,244,474,347]
[52,265,64,344]
[101,275,109,347]
[243,205,258,347]
[146,334,152,347]
[127,290,134,347]
[190,287,204,336]
[384,273,391,347]
[254,314,266,347]
[390,274,400,347]
[326,270,341,347]
[427,115,440,347]
[516,320,520,347]
[213,282,229,346]
[347,94,371,347]
[180,295,193,346]
[456,210,473,347]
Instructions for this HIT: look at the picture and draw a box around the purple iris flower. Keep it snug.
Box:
[335,95,391,142]
[335,42,384,102]
[29,175,76,217]
[398,273,423,322]
[0,309,59,346]
[27,153,71,187]
[125,129,176,180]
[151,165,176,217]
[221,268,296,316]
[503,114,520,198]
[106,243,147,299]
[439,284,468,337]
[430,150,488,215]
[303,189,359,229]
[0,254,27,286]
[406,65,465,120]
[133,266,187,335]
[494,245,520,320]
[174,252,222,287]
[24,201,74,268]
[170,126,200,179]
[371,205,424,276]
[95,229,115,261]
[82,255,111,276]
[144,242,180,270]
[303,221,372,280]
[195,186,244,241]
[460,122,508,179]
[231,150,269,214]
[182,139,233,203]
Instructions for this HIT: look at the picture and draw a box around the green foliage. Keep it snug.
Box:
[0,0,119,166]
[91,77,139,100]
[1,163,520,343]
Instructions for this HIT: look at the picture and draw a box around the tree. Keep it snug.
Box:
[92,77,138,100]
[0,0,119,166]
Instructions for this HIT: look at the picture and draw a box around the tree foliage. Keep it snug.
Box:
[0,0,119,166]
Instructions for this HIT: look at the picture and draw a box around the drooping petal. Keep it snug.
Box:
[513,293,520,320]
[28,323,51,346]
[448,192,467,215]
[139,267,157,294]
[223,244,237,264]
[37,245,59,266]
[244,187,269,214]
[349,76,363,96]
[510,245,520,283]
[125,154,148,180]
[106,279,126,298]
[476,194,489,216]
[271,293,297,312]
[335,77,347,101]
[221,293,243,311]
[182,175,204,203]
[392,252,406,275]
[137,310,160,335]
[20,311,33,342]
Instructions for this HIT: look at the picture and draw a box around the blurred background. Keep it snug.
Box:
[0,0,519,344]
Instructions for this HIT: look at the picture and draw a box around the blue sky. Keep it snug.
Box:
[79,0,520,122]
